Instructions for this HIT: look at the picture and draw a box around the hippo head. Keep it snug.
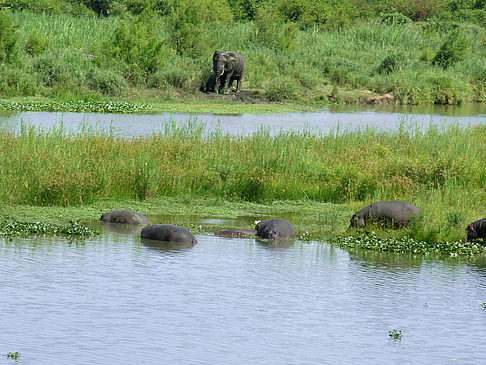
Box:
[348,214,365,230]
[466,224,478,240]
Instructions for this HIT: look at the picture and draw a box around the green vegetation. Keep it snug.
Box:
[388,329,403,340]
[0,121,485,249]
[0,220,97,237]
[0,100,151,113]
[4,352,20,360]
[0,1,483,105]
[334,232,484,257]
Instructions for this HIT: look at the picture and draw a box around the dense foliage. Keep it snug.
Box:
[0,1,483,104]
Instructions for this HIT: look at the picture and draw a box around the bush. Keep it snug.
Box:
[24,30,49,56]
[377,55,401,74]
[87,68,127,96]
[432,28,469,68]
[0,0,66,13]
[252,5,299,51]
[0,64,38,96]
[105,15,167,83]
[0,10,18,63]
[165,0,233,56]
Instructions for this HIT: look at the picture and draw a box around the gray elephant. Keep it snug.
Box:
[100,209,151,225]
[212,50,245,94]
[256,219,295,240]
[141,224,197,245]
[348,201,420,230]
[466,218,486,242]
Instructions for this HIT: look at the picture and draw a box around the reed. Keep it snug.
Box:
[0,120,484,241]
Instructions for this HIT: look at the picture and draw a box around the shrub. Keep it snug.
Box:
[105,15,166,83]
[252,5,299,51]
[0,10,18,63]
[377,55,401,74]
[87,68,127,96]
[0,65,38,96]
[432,29,469,69]
[24,30,49,56]
[164,0,233,56]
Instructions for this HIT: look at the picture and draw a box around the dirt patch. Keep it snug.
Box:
[196,90,274,104]
[361,92,396,105]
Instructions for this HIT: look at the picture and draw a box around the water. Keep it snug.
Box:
[0,103,485,137]
[1,222,486,364]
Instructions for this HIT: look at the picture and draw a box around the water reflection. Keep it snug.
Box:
[255,238,296,249]
[140,237,196,252]
[100,221,146,235]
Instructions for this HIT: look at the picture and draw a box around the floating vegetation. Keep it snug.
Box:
[0,221,98,237]
[481,303,486,310]
[0,101,152,114]
[5,352,20,360]
[388,329,403,340]
[334,232,485,257]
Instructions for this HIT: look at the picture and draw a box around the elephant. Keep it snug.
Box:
[466,218,486,242]
[212,50,245,94]
[140,224,197,245]
[214,229,256,238]
[255,219,295,240]
[348,201,421,230]
[100,209,151,225]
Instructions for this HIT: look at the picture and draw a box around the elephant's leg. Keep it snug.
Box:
[226,78,235,94]
[235,78,242,94]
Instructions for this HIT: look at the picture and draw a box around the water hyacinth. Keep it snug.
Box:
[0,220,97,237]
[334,232,485,257]
[0,101,151,114]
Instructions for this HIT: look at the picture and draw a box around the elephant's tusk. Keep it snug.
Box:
[220,69,224,75]
[210,69,214,73]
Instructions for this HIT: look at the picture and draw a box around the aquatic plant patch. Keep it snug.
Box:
[0,101,152,113]
[4,352,20,360]
[388,329,403,340]
[334,232,485,257]
[0,221,98,237]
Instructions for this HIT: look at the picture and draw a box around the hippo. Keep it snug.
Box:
[100,209,151,225]
[256,219,295,240]
[214,229,256,238]
[140,224,197,245]
[466,218,486,242]
[348,201,420,230]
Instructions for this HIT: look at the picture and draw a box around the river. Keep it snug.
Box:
[1,218,486,364]
[0,103,485,137]
[1,104,486,364]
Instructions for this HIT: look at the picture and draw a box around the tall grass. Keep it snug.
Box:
[0,10,485,103]
[0,121,485,241]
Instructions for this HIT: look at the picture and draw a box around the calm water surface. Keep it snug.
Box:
[1,219,486,364]
[0,104,484,137]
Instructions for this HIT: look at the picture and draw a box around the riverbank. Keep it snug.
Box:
[1,122,485,245]
[1,10,484,106]
[1,196,484,257]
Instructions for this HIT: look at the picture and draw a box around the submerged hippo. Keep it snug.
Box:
[256,219,295,240]
[348,201,420,230]
[466,218,486,242]
[141,224,197,245]
[100,209,151,225]
[214,229,256,238]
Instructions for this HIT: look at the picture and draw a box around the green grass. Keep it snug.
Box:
[0,120,485,245]
[1,10,485,105]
